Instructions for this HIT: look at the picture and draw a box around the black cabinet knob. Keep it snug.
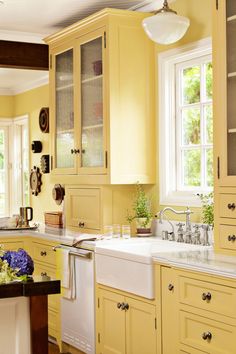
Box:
[202,331,212,341]
[121,302,129,311]
[227,203,235,210]
[78,222,85,228]
[117,302,122,309]
[168,284,174,291]
[40,251,47,256]
[202,292,212,301]
[228,234,236,242]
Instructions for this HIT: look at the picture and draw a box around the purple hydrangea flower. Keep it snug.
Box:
[2,249,34,276]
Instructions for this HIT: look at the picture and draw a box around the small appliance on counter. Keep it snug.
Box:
[19,207,33,227]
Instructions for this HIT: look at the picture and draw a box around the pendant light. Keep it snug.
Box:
[142,0,190,45]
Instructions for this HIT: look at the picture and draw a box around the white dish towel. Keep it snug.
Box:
[61,249,76,300]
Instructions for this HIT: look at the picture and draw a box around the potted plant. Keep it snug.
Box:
[127,183,153,235]
[197,192,214,227]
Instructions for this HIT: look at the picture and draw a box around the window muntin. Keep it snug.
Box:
[176,58,213,192]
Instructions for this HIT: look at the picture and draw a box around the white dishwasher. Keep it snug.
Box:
[60,245,95,354]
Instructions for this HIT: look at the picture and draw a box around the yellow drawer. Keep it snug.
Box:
[180,310,236,354]
[179,275,236,319]
[219,224,236,251]
[0,241,24,251]
[32,242,56,266]
[219,194,236,218]
[34,262,59,311]
[180,348,206,354]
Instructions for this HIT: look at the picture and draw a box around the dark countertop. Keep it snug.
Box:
[0,275,60,299]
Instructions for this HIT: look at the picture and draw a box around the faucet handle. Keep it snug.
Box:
[177,222,184,231]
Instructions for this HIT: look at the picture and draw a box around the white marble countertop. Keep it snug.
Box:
[1,227,236,279]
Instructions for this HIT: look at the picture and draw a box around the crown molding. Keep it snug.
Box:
[0,30,46,43]
[0,74,49,96]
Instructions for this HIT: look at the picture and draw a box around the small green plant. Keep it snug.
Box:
[127,183,152,227]
[197,192,214,226]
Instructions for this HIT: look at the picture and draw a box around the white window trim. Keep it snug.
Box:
[0,115,29,216]
[158,37,212,207]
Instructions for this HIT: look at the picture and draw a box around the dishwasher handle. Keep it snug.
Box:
[53,245,93,259]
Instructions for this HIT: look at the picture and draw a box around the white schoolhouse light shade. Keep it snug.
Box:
[142,0,190,45]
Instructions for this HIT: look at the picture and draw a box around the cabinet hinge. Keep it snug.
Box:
[49,54,52,69]
[217,156,220,179]
[105,151,108,169]
[216,0,218,10]
[155,317,157,330]
[98,333,101,343]
[98,297,100,308]
[104,31,106,49]
[50,155,53,170]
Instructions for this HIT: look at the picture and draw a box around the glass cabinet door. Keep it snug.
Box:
[54,48,75,171]
[79,34,105,171]
[226,0,236,176]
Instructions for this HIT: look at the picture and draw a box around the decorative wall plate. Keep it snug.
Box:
[40,155,50,174]
[39,107,49,133]
[31,140,42,153]
[30,166,42,196]
[52,184,65,205]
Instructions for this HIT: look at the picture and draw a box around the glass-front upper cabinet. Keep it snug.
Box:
[78,29,106,174]
[226,0,236,177]
[51,44,77,174]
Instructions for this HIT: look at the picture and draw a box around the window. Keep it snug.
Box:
[158,38,212,206]
[0,116,29,216]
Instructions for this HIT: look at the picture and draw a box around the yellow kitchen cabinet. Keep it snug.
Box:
[0,239,24,251]
[159,265,236,354]
[213,0,236,254]
[97,286,157,354]
[161,267,178,354]
[31,238,60,343]
[45,8,155,185]
[65,185,114,233]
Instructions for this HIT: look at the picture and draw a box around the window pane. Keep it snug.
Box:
[205,62,213,100]
[183,149,201,187]
[183,66,200,104]
[205,105,213,144]
[182,107,200,145]
[206,148,213,187]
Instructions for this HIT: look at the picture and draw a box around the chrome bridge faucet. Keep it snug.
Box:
[159,207,193,243]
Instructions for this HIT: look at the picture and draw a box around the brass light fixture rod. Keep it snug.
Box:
[154,0,177,15]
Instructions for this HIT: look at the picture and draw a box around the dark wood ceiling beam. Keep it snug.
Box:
[0,40,49,70]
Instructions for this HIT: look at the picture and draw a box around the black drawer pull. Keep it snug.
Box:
[202,292,211,301]
[40,251,47,256]
[121,302,129,311]
[227,203,235,211]
[78,222,85,228]
[228,235,236,242]
[202,331,212,341]
[41,272,47,276]
[168,284,174,291]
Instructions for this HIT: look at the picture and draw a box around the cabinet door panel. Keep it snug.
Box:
[161,267,178,354]
[51,43,78,175]
[98,289,126,354]
[78,28,107,175]
[66,188,100,231]
[126,297,156,354]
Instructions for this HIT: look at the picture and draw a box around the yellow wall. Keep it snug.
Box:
[0,96,14,117]
[13,85,61,222]
[0,0,212,227]
[154,0,212,223]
